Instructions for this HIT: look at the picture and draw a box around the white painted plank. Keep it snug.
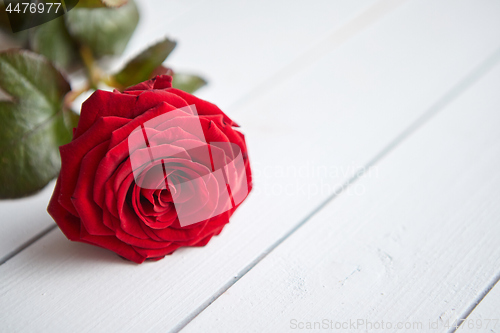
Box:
[125,0,381,110]
[0,0,380,261]
[184,59,500,333]
[1,0,500,332]
[0,182,56,262]
[460,280,500,332]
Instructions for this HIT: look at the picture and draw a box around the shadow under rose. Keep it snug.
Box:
[27,229,138,268]
[22,227,194,271]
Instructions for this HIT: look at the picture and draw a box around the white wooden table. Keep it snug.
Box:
[1,0,500,332]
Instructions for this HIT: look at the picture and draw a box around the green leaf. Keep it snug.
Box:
[29,16,81,70]
[113,38,177,89]
[172,73,207,94]
[0,50,77,198]
[65,0,139,58]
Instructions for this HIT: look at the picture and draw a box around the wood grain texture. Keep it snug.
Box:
[0,0,379,262]
[1,0,500,332]
[183,60,500,333]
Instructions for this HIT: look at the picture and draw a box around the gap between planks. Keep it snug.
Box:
[0,225,57,266]
[448,272,500,333]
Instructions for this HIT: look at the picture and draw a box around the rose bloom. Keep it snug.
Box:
[48,75,252,263]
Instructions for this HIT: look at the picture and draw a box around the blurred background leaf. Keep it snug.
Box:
[65,0,139,58]
[113,38,176,89]
[0,50,78,198]
[29,17,80,70]
[172,73,207,94]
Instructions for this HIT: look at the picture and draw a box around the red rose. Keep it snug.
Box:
[48,75,252,263]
